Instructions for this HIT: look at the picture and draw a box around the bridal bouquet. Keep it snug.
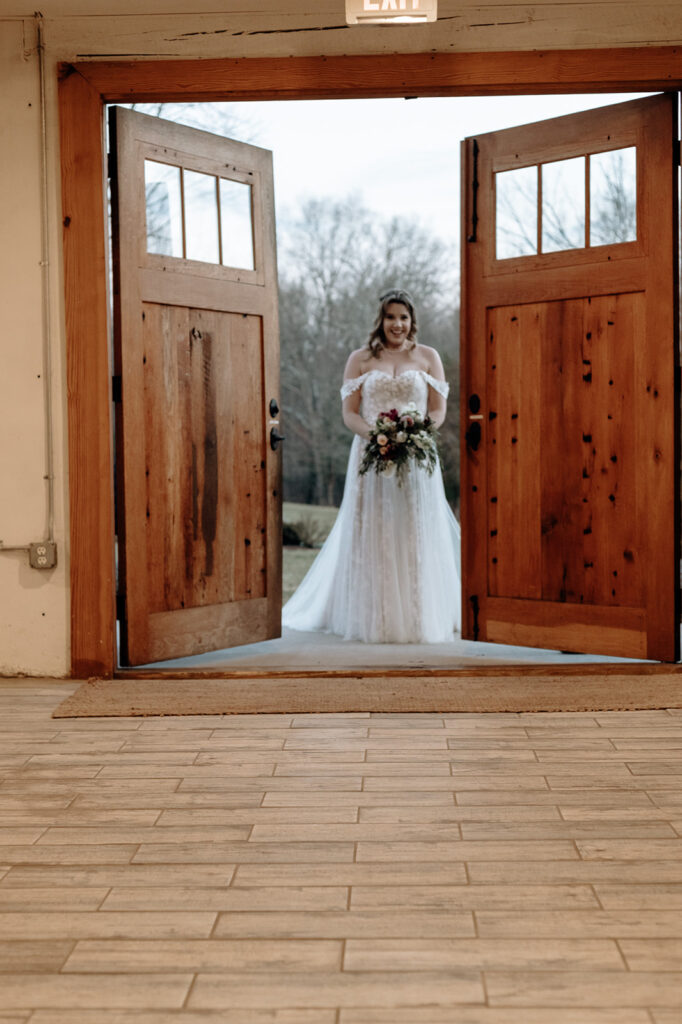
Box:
[359,403,439,485]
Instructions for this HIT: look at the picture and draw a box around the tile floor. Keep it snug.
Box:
[1,677,682,1022]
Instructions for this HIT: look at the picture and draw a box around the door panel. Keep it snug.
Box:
[461,94,679,661]
[110,107,281,666]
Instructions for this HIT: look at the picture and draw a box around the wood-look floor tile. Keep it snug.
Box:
[188,970,484,1009]
[214,910,475,938]
[476,910,682,937]
[177,776,363,791]
[0,912,216,939]
[619,938,682,970]
[0,810,162,827]
[0,845,137,864]
[274,763,452,776]
[355,840,578,862]
[63,938,342,972]
[364,776,549,791]
[652,1012,682,1023]
[344,937,623,971]
[648,792,682,806]
[232,862,467,886]
[469,860,682,885]
[578,839,682,859]
[139,714,295,729]
[0,888,108,911]
[0,865,236,888]
[559,807,671,820]
[133,841,355,863]
[460,821,675,840]
[351,884,596,910]
[358,805,561,822]
[0,974,192,1009]
[101,885,349,912]
[72,793,264,810]
[339,1009,651,1023]
[156,808,359,825]
[262,790,453,806]
[249,823,462,842]
[36,826,252,845]
[455,790,652,806]
[0,829,47,844]
[27,753,198,767]
[0,941,73,972]
[485,970,682,1007]
[595,884,682,908]
[31,1012,336,1023]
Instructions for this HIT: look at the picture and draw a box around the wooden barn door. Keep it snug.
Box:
[461,94,679,661]
[110,107,282,666]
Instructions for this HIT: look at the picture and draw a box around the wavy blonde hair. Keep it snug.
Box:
[366,289,418,359]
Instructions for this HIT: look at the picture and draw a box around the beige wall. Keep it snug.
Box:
[1,3,681,675]
[0,19,69,676]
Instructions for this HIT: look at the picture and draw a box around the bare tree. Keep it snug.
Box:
[278,195,459,507]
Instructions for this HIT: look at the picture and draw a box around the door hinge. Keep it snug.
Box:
[467,138,480,243]
[116,593,126,622]
[469,593,480,641]
[112,374,122,403]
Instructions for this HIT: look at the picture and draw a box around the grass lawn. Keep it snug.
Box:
[282,502,338,602]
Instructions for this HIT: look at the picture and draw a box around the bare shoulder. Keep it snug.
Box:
[344,347,372,379]
[416,344,445,379]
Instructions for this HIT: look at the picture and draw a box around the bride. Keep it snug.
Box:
[282,288,461,643]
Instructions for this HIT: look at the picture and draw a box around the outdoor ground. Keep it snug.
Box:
[283,502,338,602]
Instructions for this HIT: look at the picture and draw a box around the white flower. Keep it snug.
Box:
[396,431,407,443]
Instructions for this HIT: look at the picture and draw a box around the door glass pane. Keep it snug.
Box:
[496,166,538,259]
[184,169,220,264]
[590,147,637,245]
[144,160,183,258]
[220,179,255,270]
[541,156,585,253]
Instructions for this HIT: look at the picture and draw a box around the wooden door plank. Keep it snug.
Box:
[486,596,647,659]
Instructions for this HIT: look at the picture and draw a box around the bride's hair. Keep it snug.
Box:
[366,289,418,358]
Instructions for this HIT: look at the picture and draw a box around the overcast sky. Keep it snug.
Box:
[233,93,647,249]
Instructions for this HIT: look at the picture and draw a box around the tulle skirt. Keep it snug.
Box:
[282,435,461,643]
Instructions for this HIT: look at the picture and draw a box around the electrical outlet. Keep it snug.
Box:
[29,541,57,569]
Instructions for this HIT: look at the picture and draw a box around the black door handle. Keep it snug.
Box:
[270,428,286,451]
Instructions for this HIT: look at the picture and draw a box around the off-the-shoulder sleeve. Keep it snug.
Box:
[423,373,449,399]
[340,373,369,401]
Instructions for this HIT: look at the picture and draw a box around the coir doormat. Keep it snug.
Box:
[53,670,682,717]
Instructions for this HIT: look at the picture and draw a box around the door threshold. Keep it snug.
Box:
[115,662,682,679]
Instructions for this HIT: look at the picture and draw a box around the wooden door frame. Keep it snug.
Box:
[59,47,682,678]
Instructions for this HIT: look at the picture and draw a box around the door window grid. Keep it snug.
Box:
[144,159,255,270]
[495,146,637,259]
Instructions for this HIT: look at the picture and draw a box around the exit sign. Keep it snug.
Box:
[345,0,437,24]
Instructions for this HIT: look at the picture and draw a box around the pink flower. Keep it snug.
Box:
[376,433,388,446]
[401,415,414,428]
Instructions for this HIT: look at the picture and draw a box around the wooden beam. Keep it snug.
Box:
[71,47,682,102]
[58,65,116,678]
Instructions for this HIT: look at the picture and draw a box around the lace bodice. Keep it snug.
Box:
[340,369,449,424]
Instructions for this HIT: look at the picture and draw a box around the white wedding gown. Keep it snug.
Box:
[282,369,462,643]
